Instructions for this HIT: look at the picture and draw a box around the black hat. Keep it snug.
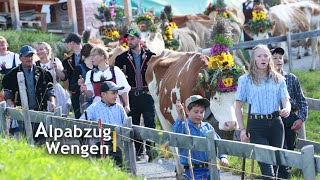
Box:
[100,81,124,92]
[124,29,141,38]
[270,47,285,55]
[62,32,81,44]
[19,45,35,57]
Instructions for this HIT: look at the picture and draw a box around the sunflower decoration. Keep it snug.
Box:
[247,3,272,35]
[94,0,121,44]
[204,1,233,21]
[195,17,245,93]
[160,5,179,50]
[135,10,157,32]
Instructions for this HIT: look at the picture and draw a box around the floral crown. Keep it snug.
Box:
[135,11,157,32]
[195,17,245,93]
[247,3,272,35]
[204,1,233,20]
[160,6,179,50]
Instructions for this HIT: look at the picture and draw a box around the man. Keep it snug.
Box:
[80,81,126,164]
[2,45,55,141]
[115,29,156,158]
[271,47,308,179]
[62,32,82,118]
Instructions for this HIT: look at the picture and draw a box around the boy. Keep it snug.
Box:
[173,95,228,179]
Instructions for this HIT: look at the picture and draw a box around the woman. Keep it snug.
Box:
[82,46,131,114]
[70,43,95,116]
[35,42,71,115]
[235,44,291,180]
[0,36,20,75]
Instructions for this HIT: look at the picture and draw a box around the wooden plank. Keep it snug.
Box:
[132,125,208,151]
[287,31,293,71]
[315,155,320,173]
[17,72,33,145]
[123,0,132,26]
[297,138,320,153]
[9,0,20,30]
[6,108,23,120]
[216,139,256,158]
[306,97,320,111]
[0,102,7,137]
[17,0,61,5]
[67,0,78,33]
[301,145,316,180]
[205,130,219,180]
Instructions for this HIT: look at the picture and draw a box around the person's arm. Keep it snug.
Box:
[82,70,94,98]
[4,90,14,108]
[114,66,131,112]
[279,79,291,118]
[292,75,308,121]
[3,72,15,108]
[52,58,65,80]
[172,100,186,133]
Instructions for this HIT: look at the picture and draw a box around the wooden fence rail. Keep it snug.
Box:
[0,101,320,180]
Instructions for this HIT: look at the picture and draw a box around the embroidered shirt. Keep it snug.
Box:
[282,71,308,121]
[80,100,127,126]
[235,74,290,115]
[172,118,227,165]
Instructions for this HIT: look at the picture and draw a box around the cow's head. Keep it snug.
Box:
[243,24,271,40]
[140,31,165,56]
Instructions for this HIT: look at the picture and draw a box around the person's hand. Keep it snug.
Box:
[291,119,303,132]
[220,157,228,167]
[240,129,250,143]
[51,61,57,70]
[80,84,87,93]
[78,78,85,86]
[124,105,131,114]
[48,101,56,112]
[175,100,184,121]
[280,108,290,118]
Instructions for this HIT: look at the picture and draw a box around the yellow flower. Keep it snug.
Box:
[112,31,120,38]
[163,35,167,40]
[223,12,227,18]
[168,35,173,40]
[222,78,233,87]
[208,56,216,69]
[121,43,128,49]
[101,3,105,8]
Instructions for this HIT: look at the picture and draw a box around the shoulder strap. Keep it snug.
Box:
[12,53,17,67]
[110,66,116,83]
[90,69,94,82]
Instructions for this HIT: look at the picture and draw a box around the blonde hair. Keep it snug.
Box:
[36,42,52,58]
[0,36,8,46]
[90,45,109,64]
[249,44,282,85]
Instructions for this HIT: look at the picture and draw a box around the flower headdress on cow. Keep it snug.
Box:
[204,0,232,20]
[94,0,121,44]
[195,17,245,93]
[160,5,179,50]
[247,2,272,35]
[135,9,157,32]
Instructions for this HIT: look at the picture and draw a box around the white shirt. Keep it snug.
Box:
[0,51,20,69]
[85,66,131,105]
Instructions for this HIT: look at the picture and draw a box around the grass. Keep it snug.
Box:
[0,138,138,180]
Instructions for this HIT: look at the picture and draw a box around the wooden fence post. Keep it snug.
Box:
[286,31,293,72]
[122,117,137,175]
[205,130,219,180]
[298,123,306,140]
[17,72,34,145]
[301,145,316,180]
[0,101,7,137]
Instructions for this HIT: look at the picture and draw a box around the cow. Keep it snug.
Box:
[244,1,320,70]
[145,50,239,132]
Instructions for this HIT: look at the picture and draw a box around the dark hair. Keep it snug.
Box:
[187,101,207,111]
[80,43,94,62]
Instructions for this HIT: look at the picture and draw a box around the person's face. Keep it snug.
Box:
[0,41,8,55]
[20,53,34,69]
[272,53,283,71]
[127,35,140,50]
[36,44,49,59]
[66,42,73,51]
[254,48,269,71]
[186,105,205,125]
[91,54,105,66]
[101,90,118,104]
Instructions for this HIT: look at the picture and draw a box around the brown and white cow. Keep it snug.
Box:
[145,50,238,132]
[244,1,320,70]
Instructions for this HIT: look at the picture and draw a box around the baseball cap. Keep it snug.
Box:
[185,95,210,108]
[270,47,285,55]
[62,32,81,44]
[124,29,141,38]
[100,81,124,92]
[19,45,35,57]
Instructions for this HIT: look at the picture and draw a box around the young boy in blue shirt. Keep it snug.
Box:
[173,95,228,179]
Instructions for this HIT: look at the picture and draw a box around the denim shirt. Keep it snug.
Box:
[132,51,142,89]
[21,66,37,109]
[172,118,227,165]
[235,74,290,115]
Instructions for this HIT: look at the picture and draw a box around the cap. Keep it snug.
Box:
[100,81,124,92]
[185,95,210,108]
[62,32,81,44]
[19,45,35,57]
[270,47,285,55]
[124,29,141,38]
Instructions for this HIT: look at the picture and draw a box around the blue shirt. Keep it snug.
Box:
[235,74,290,115]
[282,71,308,121]
[22,66,37,110]
[132,51,142,89]
[74,53,81,66]
[172,118,227,166]
[80,101,127,126]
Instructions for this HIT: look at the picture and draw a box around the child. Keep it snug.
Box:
[173,95,228,179]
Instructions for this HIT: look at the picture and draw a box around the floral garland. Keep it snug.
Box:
[163,22,179,50]
[195,17,245,93]
[204,2,233,20]
[247,4,272,35]
[118,36,128,49]
[135,11,157,32]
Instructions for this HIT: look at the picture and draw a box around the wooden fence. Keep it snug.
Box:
[0,101,320,180]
